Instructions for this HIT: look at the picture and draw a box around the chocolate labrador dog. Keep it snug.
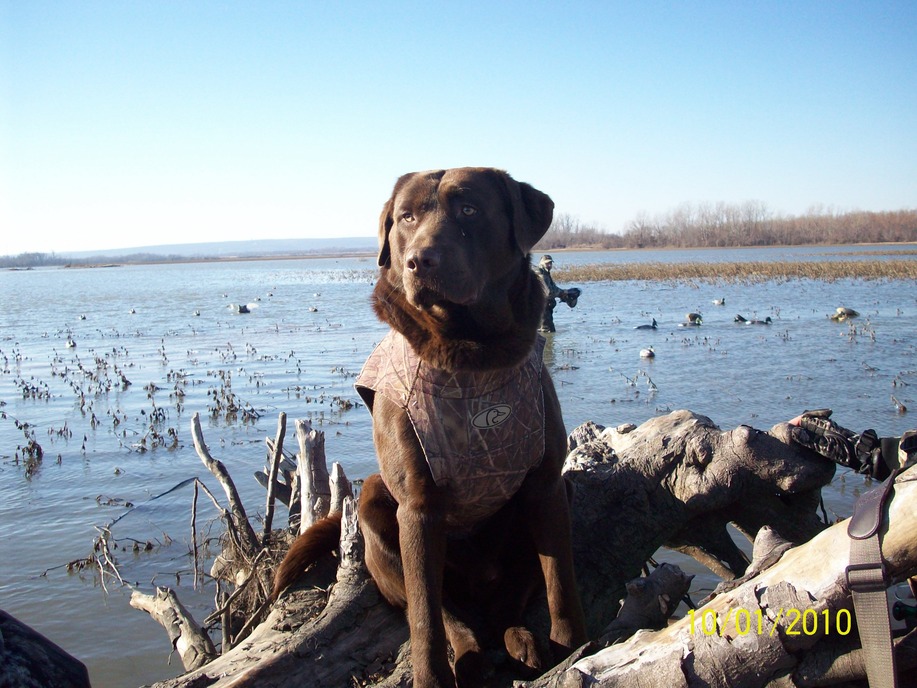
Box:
[274,168,586,687]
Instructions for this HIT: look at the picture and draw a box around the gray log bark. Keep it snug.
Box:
[297,419,331,533]
[129,587,218,671]
[528,455,917,687]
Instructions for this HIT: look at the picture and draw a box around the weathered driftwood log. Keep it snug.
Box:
[597,563,695,646]
[710,526,795,598]
[191,413,283,649]
[254,450,298,515]
[793,626,917,685]
[527,458,917,687]
[330,461,354,514]
[0,609,91,688]
[129,587,218,671]
[297,419,331,533]
[191,411,263,588]
[148,498,411,688]
[565,411,835,634]
[144,409,856,688]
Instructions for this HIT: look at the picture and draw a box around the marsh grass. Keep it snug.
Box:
[554,259,917,283]
[838,249,917,257]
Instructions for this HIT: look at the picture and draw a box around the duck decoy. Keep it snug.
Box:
[640,347,655,358]
[830,307,860,322]
[634,318,658,330]
[712,298,725,306]
[680,312,703,326]
[748,316,772,325]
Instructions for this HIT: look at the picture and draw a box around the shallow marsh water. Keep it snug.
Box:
[1,246,915,687]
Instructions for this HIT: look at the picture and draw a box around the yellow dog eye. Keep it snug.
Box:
[401,212,415,223]
[461,205,477,217]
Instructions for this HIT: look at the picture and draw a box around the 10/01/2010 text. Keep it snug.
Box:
[688,607,852,637]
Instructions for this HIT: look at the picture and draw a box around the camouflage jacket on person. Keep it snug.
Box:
[535,265,562,300]
[355,330,546,530]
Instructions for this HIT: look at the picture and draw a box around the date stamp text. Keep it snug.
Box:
[688,608,852,637]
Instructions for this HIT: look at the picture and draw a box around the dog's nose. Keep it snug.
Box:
[405,248,441,277]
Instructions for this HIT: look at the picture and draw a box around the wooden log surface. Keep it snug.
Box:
[529,460,917,687]
[565,411,835,635]
[129,587,218,671]
[148,498,411,688]
[297,419,331,533]
[142,410,915,688]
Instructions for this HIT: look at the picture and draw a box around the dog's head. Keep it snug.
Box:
[376,168,554,311]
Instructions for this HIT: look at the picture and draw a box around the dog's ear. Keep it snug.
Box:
[377,197,394,268]
[499,171,555,254]
[377,173,419,268]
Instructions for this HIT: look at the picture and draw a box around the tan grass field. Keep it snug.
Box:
[554,258,917,283]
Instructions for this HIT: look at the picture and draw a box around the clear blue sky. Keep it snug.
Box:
[2,1,915,255]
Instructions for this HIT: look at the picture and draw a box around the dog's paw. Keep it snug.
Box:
[503,626,546,678]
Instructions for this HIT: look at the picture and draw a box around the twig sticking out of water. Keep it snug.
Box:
[191,412,261,557]
[262,412,287,545]
[191,480,200,590]
[92,526,125,593]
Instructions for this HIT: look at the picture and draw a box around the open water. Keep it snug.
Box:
[1,246,915,687]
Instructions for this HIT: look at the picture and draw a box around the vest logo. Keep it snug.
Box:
[472,404,512,429]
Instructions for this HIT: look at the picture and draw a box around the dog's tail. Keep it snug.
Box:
[272,512,343,600]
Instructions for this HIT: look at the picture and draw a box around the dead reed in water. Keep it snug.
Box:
[555,259,917,283]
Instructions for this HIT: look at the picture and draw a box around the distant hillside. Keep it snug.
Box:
[60,236,377,260]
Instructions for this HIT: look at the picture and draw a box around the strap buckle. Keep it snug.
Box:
[846,560,888,594]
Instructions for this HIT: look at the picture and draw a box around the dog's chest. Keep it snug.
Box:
[356,331,546,528]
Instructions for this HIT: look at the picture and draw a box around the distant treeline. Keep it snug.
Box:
[4,205,916,268]
[0,251,204,269]
[536,204,917,250]
[0,250,360,269]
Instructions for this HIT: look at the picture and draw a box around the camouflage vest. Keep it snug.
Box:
[355,330,546,529]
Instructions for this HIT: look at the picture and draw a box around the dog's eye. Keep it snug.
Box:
[460,205,477,217]
[400,212,415,223]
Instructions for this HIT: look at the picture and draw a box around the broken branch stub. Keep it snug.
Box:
[296,418,331,533]
[261,412,287,544]
[130,587,218,671]
[190,412,260,557]
[330,461,353,515]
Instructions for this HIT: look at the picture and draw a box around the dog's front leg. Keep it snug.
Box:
[373,395,455,688]
[397,500,454,687]
[524,475,587,658]
[526,372,588,659]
